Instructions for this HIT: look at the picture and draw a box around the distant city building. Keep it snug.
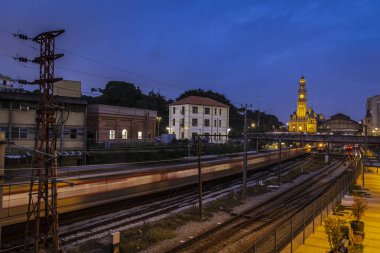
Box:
[168,96,229,143]
[319,113,361,135]
[0,79,87,154]
[0,74,14,91]
[365,95,380,135]
[87,104,157,144]
[288,76,324,133]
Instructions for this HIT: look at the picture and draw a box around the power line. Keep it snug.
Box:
[55,47,186,92]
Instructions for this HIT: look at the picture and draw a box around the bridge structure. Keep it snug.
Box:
[248,133,380,145]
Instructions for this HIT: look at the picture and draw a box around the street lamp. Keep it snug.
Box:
[166,127,170,134]
[156,116,162,137]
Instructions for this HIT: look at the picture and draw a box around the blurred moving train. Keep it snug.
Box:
[1,147,309,226]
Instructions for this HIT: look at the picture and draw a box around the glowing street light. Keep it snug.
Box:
[156,116,162,136]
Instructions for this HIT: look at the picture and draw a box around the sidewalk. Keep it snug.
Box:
[294,172,380,253]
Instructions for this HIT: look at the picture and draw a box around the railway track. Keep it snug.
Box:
[1,154,314,252]
[165,158,347,253]
[58,156,313,246]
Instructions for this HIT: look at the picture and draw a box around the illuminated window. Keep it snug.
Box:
[122,129,128,139]
[109,130,115,140]
[138,131,143,140]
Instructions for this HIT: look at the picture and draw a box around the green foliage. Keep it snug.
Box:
[352,193,368,222]
[324,216,343,251]
[84,83,284,137]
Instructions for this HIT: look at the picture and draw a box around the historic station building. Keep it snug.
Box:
[168,96,229,143]
[289,76,324,133]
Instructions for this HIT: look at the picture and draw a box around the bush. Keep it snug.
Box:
[324,216,343,251]
[352,193,368,222]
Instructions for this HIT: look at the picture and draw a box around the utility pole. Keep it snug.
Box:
[197,136,203,218]
[256,96,261,151]
[242,104,252,198]
[16,30,65,253]
[0,132,5,248]
[278,138,282,185]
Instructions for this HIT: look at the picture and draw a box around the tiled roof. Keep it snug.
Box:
[169,96,229,108]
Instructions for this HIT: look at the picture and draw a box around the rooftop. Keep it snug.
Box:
[169,95,229,108]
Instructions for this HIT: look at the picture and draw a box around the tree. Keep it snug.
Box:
[100,81,144,107]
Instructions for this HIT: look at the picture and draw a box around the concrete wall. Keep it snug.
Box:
[53,80,81,98]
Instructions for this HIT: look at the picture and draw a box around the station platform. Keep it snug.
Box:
[294,172,380,253]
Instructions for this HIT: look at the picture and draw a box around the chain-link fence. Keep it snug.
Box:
[243,161,360,253]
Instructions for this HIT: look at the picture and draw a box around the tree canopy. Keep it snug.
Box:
[83,82,284,136]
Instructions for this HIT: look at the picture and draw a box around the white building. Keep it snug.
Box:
[168,96,229,143]
[366,95,380,135]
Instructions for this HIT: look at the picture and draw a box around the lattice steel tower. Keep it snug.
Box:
[24,30,64,253]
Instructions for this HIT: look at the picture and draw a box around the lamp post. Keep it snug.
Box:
[156,116,162,137]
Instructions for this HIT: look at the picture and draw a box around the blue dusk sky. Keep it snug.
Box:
[1,0,380,122]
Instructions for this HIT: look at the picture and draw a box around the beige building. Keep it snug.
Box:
[87,104,157,144]
[168,96,230,143]
[0,78,87,154]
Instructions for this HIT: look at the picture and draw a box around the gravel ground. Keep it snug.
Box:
[140,168,325,253]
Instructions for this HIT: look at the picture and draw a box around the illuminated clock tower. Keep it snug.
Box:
[296,76,307,118]
[289,76,322,133]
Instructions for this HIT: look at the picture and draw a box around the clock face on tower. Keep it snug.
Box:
[299,94,305,99]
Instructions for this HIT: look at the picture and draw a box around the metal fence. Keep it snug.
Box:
[243,161,360,253]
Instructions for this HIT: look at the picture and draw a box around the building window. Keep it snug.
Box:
[205,107,210,114]
[109,130,115,140]
[122,129,128,139]
[192,106,198,114]
[214,120,217,127]
[214,108,217,115]
[0,101,10,109]
[219,108,222,115]
[204,119,210,127]
[173,107,176,114]
[138,131,143,140]
[181,106,185,115]
[10,127,28,139]
[219,120,222,127]
[172,119,176,126]
[70,129,78,139]
[192,118,198,127]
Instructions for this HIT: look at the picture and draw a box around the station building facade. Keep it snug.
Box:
[168,96,229,143]
[318,113,362,135]
[87,104,157,144]
[288,76,324,133]
[0,77,87,154]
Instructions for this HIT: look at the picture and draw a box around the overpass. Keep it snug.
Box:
[248,133,380,144]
